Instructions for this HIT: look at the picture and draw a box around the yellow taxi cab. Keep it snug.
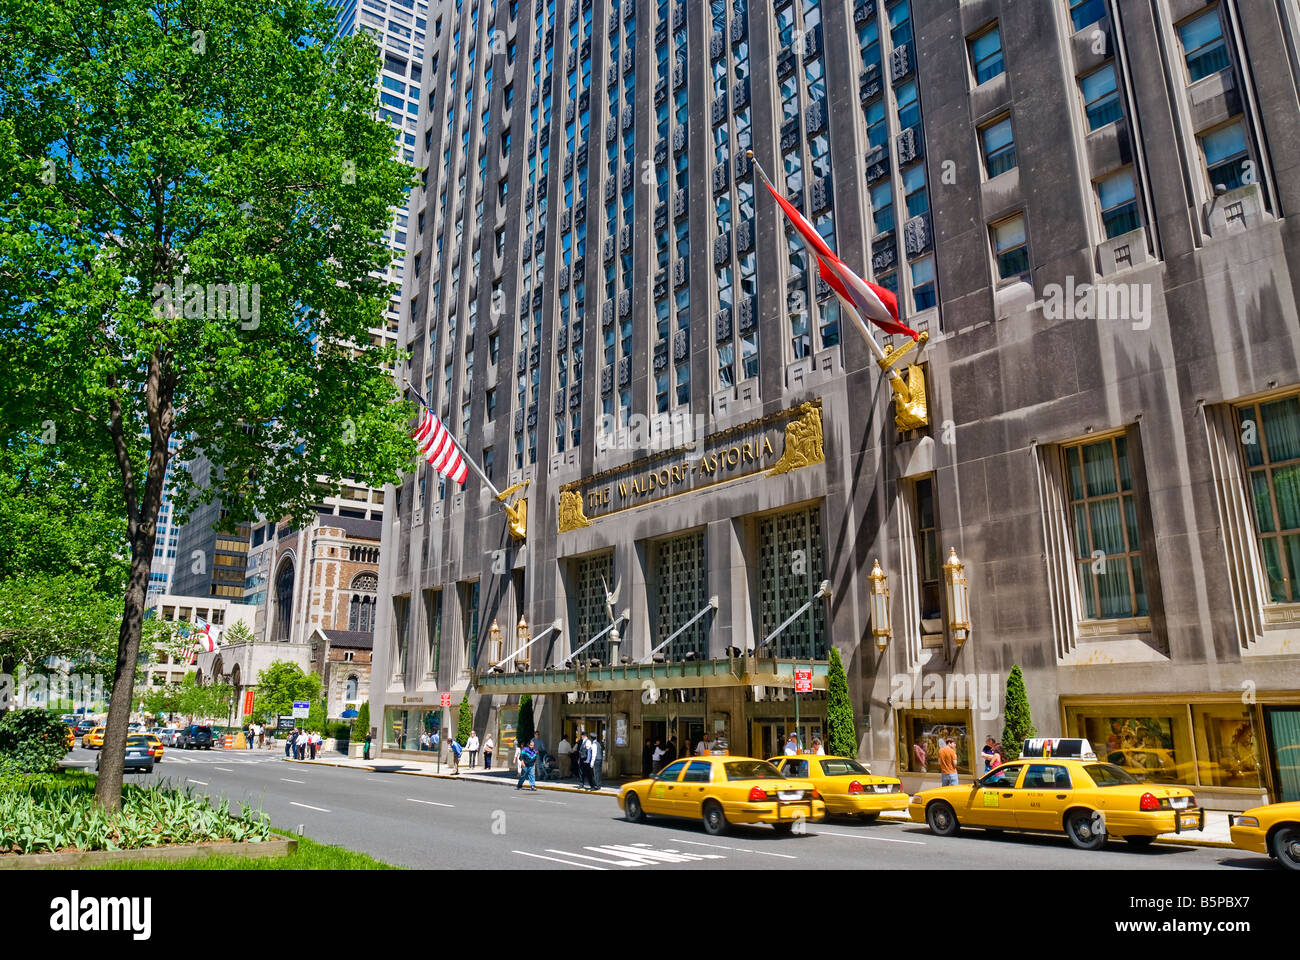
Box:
[908,739,1202,850]
[83,726,106,749]
[142,733,165,762]
[769,754,908,820]
[619,755,826,835]
[1229,801,1300,871]
[64,726,76,750]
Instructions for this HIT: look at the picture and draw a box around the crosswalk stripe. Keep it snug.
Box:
[544,849,644,867]
[513,850,604,870]
[592,844,701,863]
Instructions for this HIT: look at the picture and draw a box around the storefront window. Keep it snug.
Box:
[1192,704,1262,788]
[1065,707,1193,784]
[900,710,971,774]
[383,707,440,752]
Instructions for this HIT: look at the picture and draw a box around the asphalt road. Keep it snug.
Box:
[62,747,1275,871]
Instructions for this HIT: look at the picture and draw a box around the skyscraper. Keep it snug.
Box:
[375,0,1300,808]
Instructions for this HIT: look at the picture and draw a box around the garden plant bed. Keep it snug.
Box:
[0,838,296,870]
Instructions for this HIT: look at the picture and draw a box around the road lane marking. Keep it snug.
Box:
[812,829,925,845]
[732,847,797,859]
[407,798,455,808]
[676,840,733,851]
[513,850,604,869]
[215,767,234,772]
[596,844,700,863]
[186,779,207,786]
[290,801,330,813]
[545,848,644,866]
[534,799,567,805]
[280,778,305,784]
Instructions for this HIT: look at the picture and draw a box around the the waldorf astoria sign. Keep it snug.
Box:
[557,399,824,532]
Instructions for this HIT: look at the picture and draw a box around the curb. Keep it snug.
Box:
[289,757,622,797]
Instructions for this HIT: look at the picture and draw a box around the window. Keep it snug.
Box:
[865,100,887,152]
[910,255,936,312]
[1199,121,1250,192]
[1237,395,1300,603]
[902,163,928,218]
[914,476,942,627]
[895,79,920,131]
[969,25,1004,85]
[980,115,1016,178]
[1080,63,1122,130]
[1069,0,1106,33]
[1179,8,1230,83]
[991,215,1028,279]
[1096,169,1139,238]
[870,181,894,236]
[1064,434,1148,620]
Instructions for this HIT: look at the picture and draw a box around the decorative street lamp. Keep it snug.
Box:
[942,547,971,646]
[515,616,530,670]
[488,619,503,667]
[868,559,891,651]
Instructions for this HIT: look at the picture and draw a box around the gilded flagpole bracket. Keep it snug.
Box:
[877,331,930,431]
[497,479,530,541]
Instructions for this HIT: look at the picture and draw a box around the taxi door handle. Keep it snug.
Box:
[1055,794,1067,799]
[1002,793,1013,798]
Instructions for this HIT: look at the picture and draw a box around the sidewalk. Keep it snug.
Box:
[290,754,1235,847]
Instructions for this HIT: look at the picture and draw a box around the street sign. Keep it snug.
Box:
[794,668,813,693]
[276,716,295,730]
[439,692,451,707]
[292,699,310,719]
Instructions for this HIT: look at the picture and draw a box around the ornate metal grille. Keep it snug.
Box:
[759,507,828,659]
[575,552,615,662]
[657,531,706,661]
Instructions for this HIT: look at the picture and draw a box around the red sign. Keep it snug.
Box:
[440,693,451,707]
[242,690,255,716]
[794,669,813,693]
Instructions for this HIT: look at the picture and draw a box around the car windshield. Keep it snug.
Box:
[819,758,870,776]
[725,760,784,781]
[1084,763,1141,786]
[125,736,150,746]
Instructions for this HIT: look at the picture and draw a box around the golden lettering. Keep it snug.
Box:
[725,446,739,467]
[618,481,629,498]
[741,441,754,463]
[763,436,774,456]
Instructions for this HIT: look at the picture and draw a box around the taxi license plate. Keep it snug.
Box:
[777,791,804,801]
[1170,797,1190,809]
[1181,814,1199,828]
[874,784,893,793]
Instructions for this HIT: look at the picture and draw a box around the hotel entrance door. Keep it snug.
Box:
[753,720,820,759]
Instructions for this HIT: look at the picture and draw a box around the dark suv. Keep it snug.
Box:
[181,724,215,750]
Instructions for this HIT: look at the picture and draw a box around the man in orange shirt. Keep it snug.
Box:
[938,738,959,786]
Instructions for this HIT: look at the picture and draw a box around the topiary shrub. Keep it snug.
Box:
[456,696,472,747]
[517,695,534,747]
[354,701,370,739]
[0,708,74,775]
[825,647,858,758]
[1001,665,1037,761]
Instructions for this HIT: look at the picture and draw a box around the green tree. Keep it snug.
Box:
[1001,665,1037,761]
[0,0,414,811]
[305,698,327,734]
[0,708,71,774]
[825,647,857,758]
[253,660,322,726]
[456,696,472,747]
[141,683,181,718]
[176,672,234,722]
[222,621,256,646]
[517,695,534,747]
[353,700,370,740]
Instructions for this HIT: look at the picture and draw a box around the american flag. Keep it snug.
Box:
[412,408,469,485]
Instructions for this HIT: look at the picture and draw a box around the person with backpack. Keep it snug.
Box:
[449,734,463,775]
[516,737,538,790]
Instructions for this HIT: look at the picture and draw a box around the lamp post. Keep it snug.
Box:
[869,559,891,651]
[515,616,530,670]
[942,548,971,646]
[488,619,503,667]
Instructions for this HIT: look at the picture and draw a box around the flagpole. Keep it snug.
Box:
[746,150,912,394]
[402,377,503,500]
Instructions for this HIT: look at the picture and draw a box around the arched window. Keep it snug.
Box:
[274,561,295,641]
[349,570,378,633]
[345,675,359,701]
[351,572,378,592]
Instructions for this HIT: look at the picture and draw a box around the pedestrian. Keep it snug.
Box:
[311,731,319,760]
[467,730,480,769]
[912,738,928,773]
[662,737,677,767]
[513,739,522,776]
[363,731,372,761]
[483,734,494,770]
[516,737,538,790]
[587,734,603,790]
[992,742,1007,767]
[449,734,463,775]
[784,732,799,756]
[938,737,959,786]
[811,736,825,756]
[695,734,710,756]
[557,734,572,778]
[420,730,430,751]
[981,736,998,773]
[642,738,654,776]
[573,732,586,781]
[285,730,293,759]
[297,730,307,760]
[651,739,665,772]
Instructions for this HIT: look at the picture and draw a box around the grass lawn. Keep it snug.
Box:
[90,831,402,870]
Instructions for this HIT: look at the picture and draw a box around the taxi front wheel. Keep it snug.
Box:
[926,802,960,836]
[1270,826,1300,871]
[702,801,728,836]
[1066,810,1107,850]
[624,792,645,823]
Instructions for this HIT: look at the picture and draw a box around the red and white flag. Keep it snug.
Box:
[411,408,469,485]
[758,175,921,343]
[194,618,219,653]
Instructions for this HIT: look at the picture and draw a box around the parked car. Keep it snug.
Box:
[95,734,155,774]
[74,719,97,738]
[1229,801,1300,871]
[82,726,106,749]
[158,728,186,748]
[181,724,215,750]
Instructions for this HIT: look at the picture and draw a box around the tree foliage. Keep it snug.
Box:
[0,0,417,809]
[0,708,71,775]
[825,647,857,758]
[516,695,534,747]
[252,660,321,726]
[353,700,370,739]
[456,696,472,747]
[176,672,234,722]
[1001,665,1037,761]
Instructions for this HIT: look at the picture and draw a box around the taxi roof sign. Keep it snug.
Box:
[1021,737,1096,760]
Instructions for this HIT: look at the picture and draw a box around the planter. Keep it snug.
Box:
[348,741,366,759]
[0,838,297,870]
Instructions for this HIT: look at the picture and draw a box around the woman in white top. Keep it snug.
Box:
[466,731,480,769]
[482,735,494,770]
